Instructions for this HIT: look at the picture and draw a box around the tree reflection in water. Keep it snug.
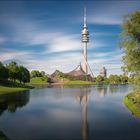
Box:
[97,85,107,97]
[0,90,30,116]
[0,130,9,140]
[0,85,133,140]
[109,85,119,94]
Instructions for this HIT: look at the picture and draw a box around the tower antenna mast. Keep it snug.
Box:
[84,7,87,28]
[82,0,89,74]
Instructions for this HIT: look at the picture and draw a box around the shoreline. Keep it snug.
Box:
[124,92,140,118]
[0,85,29,94]
[0,83,130,94]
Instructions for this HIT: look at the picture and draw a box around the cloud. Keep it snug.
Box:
[0,12,82,54]
[0,0,129,76]
[89,16,122,25]
[0,14,84,73]
[0,48,33,62]
[88,39,107,49]
[87,50,124,76]
[20,49,123,76]
[0,36,6,44]
[88,0,140,25]
[0,21,123,76]
[92,50,123,59]
[24,55,83,74]
[89,61,123,76]
[29,32,81,53]
[91,32,117,37]
[47,34,81,53]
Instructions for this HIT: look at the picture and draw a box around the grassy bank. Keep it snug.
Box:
[0,77,48,94]
[64,80,95,85]
[124,92,140,118]
[0,86,28,94]
[0,80,32,94]
[28,77,48,85]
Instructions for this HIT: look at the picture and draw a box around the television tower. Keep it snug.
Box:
[82,7,89,74]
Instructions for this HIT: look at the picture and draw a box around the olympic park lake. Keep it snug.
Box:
[0,85,140,140]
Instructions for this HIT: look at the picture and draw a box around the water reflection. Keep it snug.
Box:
[0,91,30,115]
[109,85,120,94]
[0,85,138,140]
[82,95,89,140]
[97,85,107,97]
[0,130,9,140]
[76,87,90,140]
[97,85,132,96]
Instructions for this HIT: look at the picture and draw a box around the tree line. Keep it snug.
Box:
[0,61,49,84]
[0,61,134,85]
[94,75,130,85]
[30,70,46,78]
[0,61,30,84]
[50,69,130,84]
[121,11,140,90]
[30,70,48,82]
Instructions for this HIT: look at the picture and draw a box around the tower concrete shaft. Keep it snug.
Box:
[82,7,89,74]
[83,42,88,74]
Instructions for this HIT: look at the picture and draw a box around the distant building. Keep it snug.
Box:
[67,63,86,77]
[67,63,92,81]
[100,67,107,77]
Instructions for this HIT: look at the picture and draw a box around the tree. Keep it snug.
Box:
[41,75,48,82]
[109,75,121,84]
[104,77,109,84]
[22,67,30,84]
[0,131,9,140]
[0,62,5,80]
[18,66,30,84]
[51,70,64,78]
[41,71,45,77]
[6,61,19,82]
[18,66,24,83]
[96,75,105,84]
[120,75,128,84]
[30,70,42,78]
[0,62,9,80]
[0,61,30,84]
[128,74,135,84]
[120,11,140,89]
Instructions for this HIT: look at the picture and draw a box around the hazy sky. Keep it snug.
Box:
[0,0,140,75]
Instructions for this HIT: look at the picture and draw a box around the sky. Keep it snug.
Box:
[0,0,140,76]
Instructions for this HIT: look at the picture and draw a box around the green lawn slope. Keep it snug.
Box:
[0,80,30,94]
[28,77,48,85]
[0,86,28,94]
[124,92,140,118]
[64,80,95,85]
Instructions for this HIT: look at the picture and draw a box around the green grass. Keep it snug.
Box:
[124,92,140,118]
[0,80,32,94]
[64,80,95,85]
[28,77,48,85]
[0,86,28,94]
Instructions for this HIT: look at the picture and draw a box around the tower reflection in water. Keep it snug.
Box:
[76,86,109,140]
[76,87,90,140]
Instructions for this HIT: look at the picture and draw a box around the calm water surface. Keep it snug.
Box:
[0,85,140,140]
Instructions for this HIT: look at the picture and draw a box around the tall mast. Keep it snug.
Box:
[82,5,89,74]
[84,7,87,28]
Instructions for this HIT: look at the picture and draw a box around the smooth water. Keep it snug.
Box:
[0,85,140,140]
